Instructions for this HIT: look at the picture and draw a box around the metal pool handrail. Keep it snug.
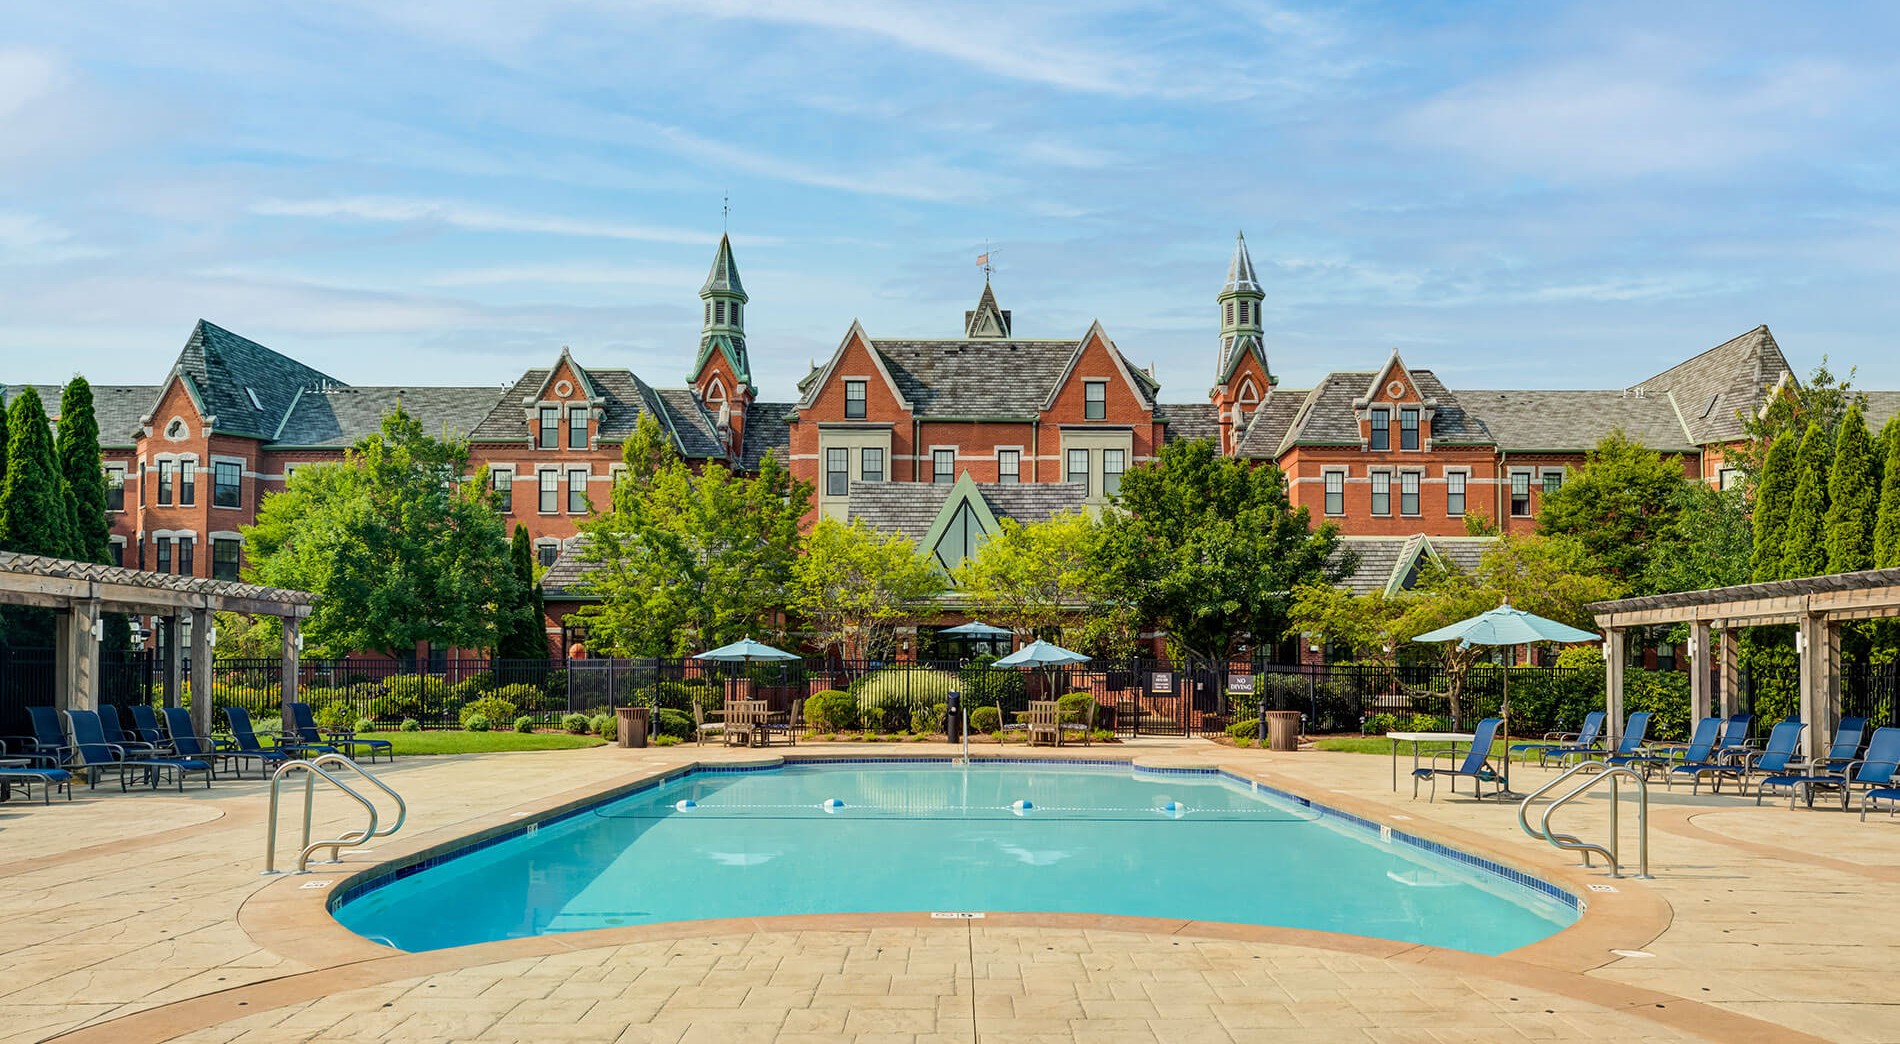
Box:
[1517,760,1653,880]
[262,754,405,875]
[309,752,407,840]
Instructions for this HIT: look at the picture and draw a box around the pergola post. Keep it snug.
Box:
[1688,619,1712,723]
[1797,613,1839,762]
[1718,626,1741,718]
[67,600,103,713]
[1604,628,1626,748]
[53,611,72,711]
[281,616,301,733]
[190,607,214,739]
[163,615,183,709]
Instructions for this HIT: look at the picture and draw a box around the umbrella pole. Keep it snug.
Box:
[1498,650,1521,799]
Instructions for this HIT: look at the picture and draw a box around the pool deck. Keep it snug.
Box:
[3,736,1895,1043]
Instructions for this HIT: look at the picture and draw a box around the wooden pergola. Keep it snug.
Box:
[1590,566,1900,760]
[0,551,315,738]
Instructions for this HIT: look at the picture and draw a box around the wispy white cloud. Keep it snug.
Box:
[423,262,704,288]
[0,211,107,263]
[249,196,720,244]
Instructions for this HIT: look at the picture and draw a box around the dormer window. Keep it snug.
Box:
[1369,408,1390,451]
[844,380,866,419]
[568,406,588,449]
[1400,408,1419,450]
[1084,381,1106,420]
[538,407,559,450]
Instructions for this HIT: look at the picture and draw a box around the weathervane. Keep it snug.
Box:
[976,240,998,281]
[722,192,730,233]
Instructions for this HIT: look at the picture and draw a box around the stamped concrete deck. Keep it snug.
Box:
[2,737,1894,1043]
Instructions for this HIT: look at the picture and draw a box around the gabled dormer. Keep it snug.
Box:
[521,346,602,451]
[964,280,1011,339]
[920,472,1002,572]
[1354,350,1436,452]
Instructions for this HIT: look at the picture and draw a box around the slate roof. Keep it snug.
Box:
[1334,535,1495,596]
[1266,369,1489,455]
[700,234,746,299]
[540,538,594,599]
[1156,402,1221,444]
[847,480,1088,543]
[269,386,503,448]
[1234,390,1307,458]
[14,384,161,449]
[870,339,1094,417]
[466,367,728,459]
[173,320,344,440]
[1463,389,1696,453]
[739,402,796,470]
[1223,232,1261,294]
[1632,325,1791,445]
[1861,391,1900,435]
[652,387,727,458]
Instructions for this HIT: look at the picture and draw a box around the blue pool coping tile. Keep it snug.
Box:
[329,757,1580,918]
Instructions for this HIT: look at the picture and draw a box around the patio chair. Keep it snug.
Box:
[1058,698,1098,747]
[65,710,212,792]
[222,707,298,770]
[161,708,248,780]
[288,702,388,763]
[1026,701,1061,747]
[724,700,762,747]
[1412,717,1505,801]
[1552,710,1651,768]
[1862,786,1900,822]
[1614,716,1720,779]
[1512,711,1603,765]
[766,698,804,747]
[1813,716,1869,774]
[126,705,175,752]
[1716,714,1755,758]
[96,706,162,756]
[1676,720,1802,795]
[691,701,724,746]
[6,707,76,770]
[0,739,73,804]
[1760,727,1900,811]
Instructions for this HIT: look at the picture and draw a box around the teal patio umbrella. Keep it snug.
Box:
[994,639,1091,703]
[1412,602,1600,797]
[692,637,801,663]
[941,621,1014,639]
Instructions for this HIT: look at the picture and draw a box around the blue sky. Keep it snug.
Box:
[3,1,1898,401]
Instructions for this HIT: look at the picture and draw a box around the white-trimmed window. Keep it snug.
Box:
[1718,468,1741,491]
[1541,469,1565,496]
[1324,471,1345,515]
[1399,471,1420,516]
[104,464,126,512]
[157,460,174,506]
[826,448,849,496]
[566,467,589,513]
[1510,472,1532,516]
[538,469,558,513]
[1103,449,1125,497]
[1400,408,1419,450]
[176,536,195,578]
[1370,471,1391,515]
[1446,471,1467,516]
[844,380,867,419]
[1066,449,1090,494]
[212,460,241,508]
[568,406,588,449]
[1369,408,1390,451]
[997,450,1020,484]
[536,539,560,568]
[1084,381,1107,420]
[538,407,559,450]
[933,449,956,484]
[108,536,125,568]
[155,536,172,574]
[860,447,884,483]
[179,459,197,506]
[211,537,242,581]
[491,467,513,513]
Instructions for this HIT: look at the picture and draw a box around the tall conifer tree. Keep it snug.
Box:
[1,387,77,558]
[1876,418,1900,570]
[56,378,112,564]
[499,523,548,660]
[1779,422,1831,579]
[1750,430,1798,582]
[1824,404,1877,574]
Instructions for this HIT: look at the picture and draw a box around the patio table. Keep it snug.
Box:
[1386,731,1475,792]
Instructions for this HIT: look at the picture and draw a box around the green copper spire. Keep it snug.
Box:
[692,233,751,385]
[1217,231,1268,384]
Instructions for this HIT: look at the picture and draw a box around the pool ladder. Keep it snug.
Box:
[1517,760,1652,879]
[263,753,407,875]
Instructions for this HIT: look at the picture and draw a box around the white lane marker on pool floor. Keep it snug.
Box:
[931,912,985,919]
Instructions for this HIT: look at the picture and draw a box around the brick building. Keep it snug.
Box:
[8,231,1898,656]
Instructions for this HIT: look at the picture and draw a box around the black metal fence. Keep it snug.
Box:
[208,657,572,730]
[0,647,158,739]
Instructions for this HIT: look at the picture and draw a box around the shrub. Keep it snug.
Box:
[654,734,682,746]
[461,695,520,728]
[464,713,492,733]
[1404,712,1445,732]
[1624,668,1691,741]
[383,674,452,720]
[655,708,692,739]
[849,667,958,721]
[910,703,947,735]
[562,712,591,735]
[451,671,494,703]
[1057,692,1098,725]
[592,714,616,741]
[959,656,1025,706]
[514,715,534,734]
[400,717,421,732]
[860,699,908,733]
[490,683,543,712]
[1363,712,1399,735]
[1226,718,1259,740]
[806,690,858,732]
[969,706,1001,733]
[354,717,376,735]
[315,702,355,730]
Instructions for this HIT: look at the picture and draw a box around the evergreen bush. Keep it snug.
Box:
[461,695,520,728]
[654,708,693,739]
[805,690,857,731]
[464,713,492,732]
[592,714,616,741]
[969,706,1002,733]
[1226,718,1259,740]
[400,717,422,732]
[514,715,535,733]
[562,712,591,734]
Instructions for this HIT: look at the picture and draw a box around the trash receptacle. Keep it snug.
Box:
[1264,710,1301,752]
[616,706,649,748]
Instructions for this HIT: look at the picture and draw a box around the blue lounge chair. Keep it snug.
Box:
[96,706,161,756]
[1549,711,1650,767]
[1412,717,1505,801]
[222,706,299,769]
[1617,716,1721,779]
[1863,786,1900,822]
[288,702,386,763]
[1813,716,1868,773]
[1682,720,1803,795]
[1716,714,1754,758]
[10,707,75,770]
[1511,711,1604,765]
[127,705,174,752]
[0,740,72,804]
[65,710,212,791]
[1761,727,1900,810]
[160,707,253,780]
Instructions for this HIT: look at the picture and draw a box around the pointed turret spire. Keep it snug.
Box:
[1216,231,1267,382]
[964,280,1011,339]
[1224,231,1260,294]
[692,233,751,386]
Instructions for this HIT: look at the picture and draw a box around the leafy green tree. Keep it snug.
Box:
[1534,431,1687,588]
[497,524,549,660]
[1098,439,1344,665]
[55,377,112,564]
[572,439,809,657]
[1824,404,1877,574]
[244,408,515,657]
[1876,416,1900,570]
[953,511,1101,644]
[1645,484,1753,594]
[1750,430,1798,582]
[1779,422,1832,579]
[792,517,944,660]
[1,387,76,559]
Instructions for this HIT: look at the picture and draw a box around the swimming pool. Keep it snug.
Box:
[332,760,1576,955]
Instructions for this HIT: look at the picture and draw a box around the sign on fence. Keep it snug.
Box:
[1228,673,1254,695]
[1150,671,1173,694]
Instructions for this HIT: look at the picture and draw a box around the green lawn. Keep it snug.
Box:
[354,730,608,755]
[1314,735,1514,757]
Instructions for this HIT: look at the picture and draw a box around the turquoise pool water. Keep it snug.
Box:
[333,761,1575,955]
